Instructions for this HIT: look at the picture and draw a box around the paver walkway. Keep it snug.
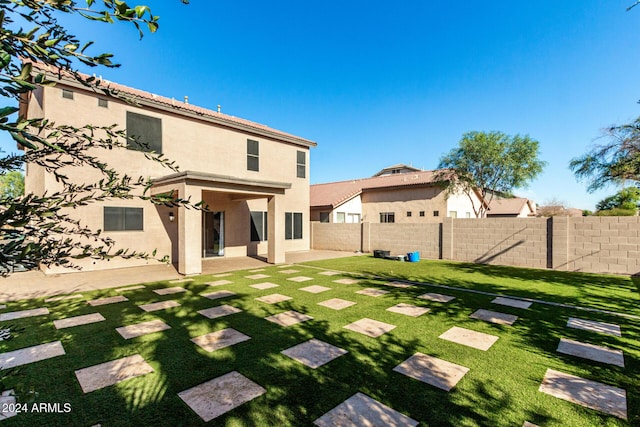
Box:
[344,318,396,338]
[566,317,621,337]
[75,354,154,393]
[191,328,250,352]
[282,339,347,369]
[0,341,65,369]
[556,338,624,367]
[116,320,171,339]
[393,353,469,392]
[54,313,105,329]
[265,310,313,327]
[0,307,49,321]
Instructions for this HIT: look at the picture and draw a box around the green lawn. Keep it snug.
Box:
[0,257,637,426]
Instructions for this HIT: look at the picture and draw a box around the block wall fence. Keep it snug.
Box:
[310,216,640,275]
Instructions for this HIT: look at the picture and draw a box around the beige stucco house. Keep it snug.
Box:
[486,197,537,217]
[310,165,483,223]
[20,65,316,275]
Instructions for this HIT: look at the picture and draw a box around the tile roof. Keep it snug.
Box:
[28,62,316,147]
[486,198,533,215]
[311,169,448,208]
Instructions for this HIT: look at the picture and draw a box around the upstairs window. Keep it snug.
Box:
[126,111,162,153]
[380,212,395,223]
[250,211,268,242]
[433,210,439,217]
[285,212,303,240]
[319,212,330,223]
[62,89,74,100]
[407,211,412,217]
[247,139,259,171]
[448,211,458,218]
[296,151,306,178]
[336,212,345,223]
[419,211,425,217]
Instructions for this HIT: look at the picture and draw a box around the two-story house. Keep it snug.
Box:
[20,65,316,275]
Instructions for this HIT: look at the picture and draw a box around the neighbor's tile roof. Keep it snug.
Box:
[486,198,532,215]
[29,62,316,147]
[311,169,447,208]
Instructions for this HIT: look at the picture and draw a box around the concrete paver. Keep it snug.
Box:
[314,392,418,427]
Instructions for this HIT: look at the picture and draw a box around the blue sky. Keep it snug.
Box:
[3,1,640,210]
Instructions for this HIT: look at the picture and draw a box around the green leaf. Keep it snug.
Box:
[0,107,18,118]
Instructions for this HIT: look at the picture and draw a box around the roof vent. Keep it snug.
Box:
[184,96,189,104]
[217,104,221,113]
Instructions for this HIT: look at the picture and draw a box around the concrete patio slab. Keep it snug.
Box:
[153,287,186,295]
[0,307,49,321]
[138,300,181,312]
[201,290,236,300]
[470,309,518,326]
[212,273,232,278]
[318,271,340,276]
[300,285,331,294]
[250,282,279,290]
[439,326,499,351]
[318,298,356,310]
[288,276,314,282]
[256,294,292,304]
[54,313,105,329]
[45,294,84,303]
[115,285,145,292]
[0,341,65,370]
[178,371,266,422]
[557,338,624,367]
[75,354,154,393]
[314,392,418,427]
[356,288,389,297]
[279,269,299,274]
[198,305,242,319]
[246,274,270,280]
[344,318,396,338]
[393,352,469,392]
[87,295,128,307]
[333,278,360,285]
[418,292,455,303]
[539,368,627,419]
[281,338,347,369]
[116,319,171,339]
[491,297,531,309]
[265,310,313,327]
[387,303,430,317]
[206,280,233,287]
[567,317,621,337]
[384,281,412,288]
[191,328,250,352]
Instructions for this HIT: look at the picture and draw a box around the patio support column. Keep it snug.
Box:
[178,183,202,275]
[267,194,286,264]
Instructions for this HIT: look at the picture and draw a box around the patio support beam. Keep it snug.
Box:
[267,194,286,264]
[178,184,203,275]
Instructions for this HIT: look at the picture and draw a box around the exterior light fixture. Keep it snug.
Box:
[169,212,175,223]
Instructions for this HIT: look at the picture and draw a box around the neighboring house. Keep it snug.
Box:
[486,198,537,218]
[20,65,316,275]
[310,166,483,223]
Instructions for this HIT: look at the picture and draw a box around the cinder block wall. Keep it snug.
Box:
[310,217,640,275]
[448,218,548,269]
[368,223,441,259]
[567,216,640,274]
[310,223,362,251]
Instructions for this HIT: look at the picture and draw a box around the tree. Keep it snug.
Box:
[536,197,568,217]
[0,171,23,199]
[437,131,546,217]
[595,187,640,213]
[569,117,640,192]
[0,1,194,274]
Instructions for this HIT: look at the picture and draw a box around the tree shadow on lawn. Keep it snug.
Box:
[1,278,571,427]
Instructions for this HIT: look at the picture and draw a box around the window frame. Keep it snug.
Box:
[247,139,260,172]
[296,150,306,178]
[126,111,163,154]
[285,212,303,240]
[380,212,395,223]
[62,89,74,100]
[103,207,144,232]
[250,211,268,242]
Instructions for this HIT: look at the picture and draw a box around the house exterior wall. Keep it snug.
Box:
[361,186,447,223]
[332,196,362,223]
[445,192,480,218]
[23,81,312,273]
